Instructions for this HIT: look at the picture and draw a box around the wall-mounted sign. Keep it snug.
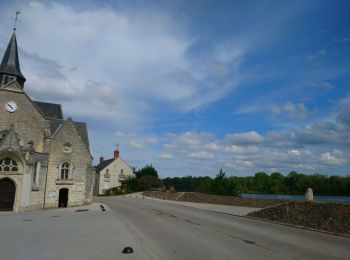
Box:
[48,191,56,198]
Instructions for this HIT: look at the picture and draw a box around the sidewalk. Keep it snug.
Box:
[127,193,261,216]
[0,203,154,260]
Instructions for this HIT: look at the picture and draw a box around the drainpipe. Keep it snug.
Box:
[43,158,49,210]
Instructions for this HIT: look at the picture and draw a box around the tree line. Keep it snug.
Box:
[162,170,350,196]
[117,166,350,196]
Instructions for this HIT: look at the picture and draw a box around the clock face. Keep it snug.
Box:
[5,101,17,113]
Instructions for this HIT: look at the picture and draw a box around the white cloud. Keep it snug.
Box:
[287,149,301,157]
[115,131,126,137]
[130,140,145,150]
[146,138,158,144]
[225,160,254,170]
[225,131,264,145]
[321,150,347,165]
[187,151,214,160]
[0,0,253,130]
[224,145,259,154]
[272,101,317,120]
[168,131,215,148]
[158,153,174,160]
[306,49,327,62]
[308,81,334,90]
[203,142,221,151]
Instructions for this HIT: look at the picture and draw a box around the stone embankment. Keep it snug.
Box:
[143,191,283,208]
[248,201,350,236]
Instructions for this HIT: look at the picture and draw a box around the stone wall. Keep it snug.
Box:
[45,119,93,207]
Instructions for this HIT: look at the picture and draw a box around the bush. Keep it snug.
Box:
[104,187,129,196]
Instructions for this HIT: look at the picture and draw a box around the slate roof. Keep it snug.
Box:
[73,121,90,150]
[95,159,114,173]
[49,119,90,149]
[0,32,26,81]
[33,101,63,119]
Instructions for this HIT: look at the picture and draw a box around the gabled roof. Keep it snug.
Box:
[95,159,114,173]
[50,119,90,150]
[33,101,63,119]
[94,156,133,173]
[0,32,26,81]
[0,124,21,150]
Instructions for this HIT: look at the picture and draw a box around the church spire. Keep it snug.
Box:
[0,13,26,88]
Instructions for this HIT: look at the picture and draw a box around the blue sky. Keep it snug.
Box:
[0,0,349,177]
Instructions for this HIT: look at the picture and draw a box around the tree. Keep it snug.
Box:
[194,177,212,193]
[270,172,284,194]
[137,175,162,190]
[254,172,270,193]
[136,164,158,178]
[212,168,228,195]
[122,176,140,192]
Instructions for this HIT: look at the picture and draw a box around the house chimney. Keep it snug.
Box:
[100,156,104,163]
[114,149,119,159]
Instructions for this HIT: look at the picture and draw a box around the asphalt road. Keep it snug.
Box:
[0,203,152,260]
[98,196,350,260]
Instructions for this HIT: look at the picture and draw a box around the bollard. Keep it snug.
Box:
[305,188,314,202]
[122,247,133,254]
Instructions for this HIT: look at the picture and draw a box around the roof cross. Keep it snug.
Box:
[12,11,21,31]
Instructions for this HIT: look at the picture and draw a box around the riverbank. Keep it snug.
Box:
[143,191,283,208]
[248,201,350,236]
[241,193,350,203]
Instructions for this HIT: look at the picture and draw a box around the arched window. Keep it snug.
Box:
[33,161,41,184]
[59,161,72,180]
[0,157,18,172]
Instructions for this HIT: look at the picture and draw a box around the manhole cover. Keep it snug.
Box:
[51,215,60,218]
[22,219,33,222]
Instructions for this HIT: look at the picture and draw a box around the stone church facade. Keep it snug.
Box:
[0,30,94,212]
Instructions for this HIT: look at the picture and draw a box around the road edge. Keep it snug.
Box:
[135,195,350,239]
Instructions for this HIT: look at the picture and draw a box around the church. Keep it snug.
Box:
[0,29,94,212]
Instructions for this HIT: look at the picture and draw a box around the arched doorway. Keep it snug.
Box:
[58,188,69,208]
[0,178,16,211]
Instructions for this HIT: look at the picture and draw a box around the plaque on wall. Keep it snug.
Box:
[48,191,56,198]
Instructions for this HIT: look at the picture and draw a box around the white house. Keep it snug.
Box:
[94,149,134,195]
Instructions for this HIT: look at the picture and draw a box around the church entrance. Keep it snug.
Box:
[58,188,69,208]
[0,178,16,211]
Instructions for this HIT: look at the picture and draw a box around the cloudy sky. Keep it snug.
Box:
[0,0,349,177]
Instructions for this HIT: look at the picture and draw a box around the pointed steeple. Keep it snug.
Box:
[0,31,26,88]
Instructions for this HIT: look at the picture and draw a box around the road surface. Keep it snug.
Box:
[97,196,350,260]
[0,203,152,260]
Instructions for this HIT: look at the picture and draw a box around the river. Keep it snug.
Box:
[240,193,350,203]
